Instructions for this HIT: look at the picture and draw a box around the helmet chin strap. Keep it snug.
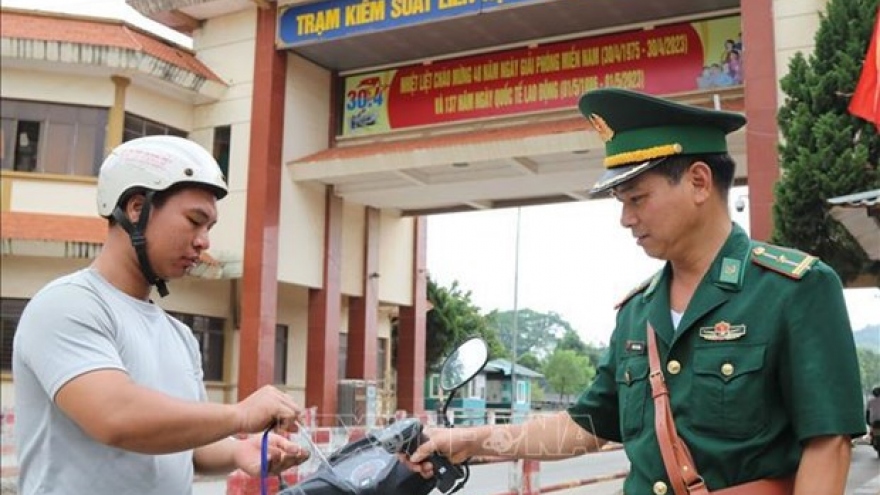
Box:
[111,191,170,298]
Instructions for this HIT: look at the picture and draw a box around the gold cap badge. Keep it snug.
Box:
[587,113,615,142]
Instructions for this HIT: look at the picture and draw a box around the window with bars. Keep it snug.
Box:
[123,113,186,143]
[377,337,387,384]
[1,99,107,176]
[0,300,228,382]
[338,332,348,378]
[166,311,226,382]
[213,125,231,183]
[0,298,28,372]
[275,324,289,384]
[336,335,388,382]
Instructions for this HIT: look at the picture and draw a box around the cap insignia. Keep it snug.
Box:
[588,114,615,142]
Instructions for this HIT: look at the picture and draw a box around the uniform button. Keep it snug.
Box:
[666,360,681,375]
[721,363,734,376]
[653,481,668,495]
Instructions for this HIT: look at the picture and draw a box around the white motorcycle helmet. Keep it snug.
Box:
[97,135,227,216]
[97,135,228,296]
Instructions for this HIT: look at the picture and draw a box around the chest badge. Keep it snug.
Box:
[699,321,746,341]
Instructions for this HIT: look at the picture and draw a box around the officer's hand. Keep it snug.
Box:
[234,433,310,477]
[403,427,480,479]
[233,384,303,434]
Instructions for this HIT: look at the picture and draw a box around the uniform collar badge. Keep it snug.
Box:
[698,320,746,341]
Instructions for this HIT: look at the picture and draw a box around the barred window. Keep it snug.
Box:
[275,324,289,384]
[123,113,186,142]
[213,125,231,183]
[0,298,28,372]
[166,311,226,381]
[1,99,107,177]
[338,332,348,378]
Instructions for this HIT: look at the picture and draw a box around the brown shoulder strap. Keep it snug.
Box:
[647,323,708,495]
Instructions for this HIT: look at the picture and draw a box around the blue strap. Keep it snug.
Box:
[261,428,271,495]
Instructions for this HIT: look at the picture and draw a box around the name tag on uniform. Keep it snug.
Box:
[625,340,646,354]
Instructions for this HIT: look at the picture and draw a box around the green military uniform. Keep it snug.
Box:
[566,89,865,494]
[568,224,865,493]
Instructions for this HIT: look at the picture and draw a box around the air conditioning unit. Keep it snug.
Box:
[337,379,378,427]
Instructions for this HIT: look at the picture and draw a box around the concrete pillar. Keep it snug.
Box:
[306,189,343,426]
[396,216,428,416]
[104,75,130,156]
[741,0,780,241]
[346,206,380,380]
[238,4,286,398]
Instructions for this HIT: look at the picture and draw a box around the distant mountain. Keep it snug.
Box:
[854,325,880,351]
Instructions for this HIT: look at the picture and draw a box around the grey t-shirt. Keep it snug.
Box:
[13,268,207,495]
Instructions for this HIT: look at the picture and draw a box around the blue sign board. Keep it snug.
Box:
[277,0,542,47]
[480,0,543,10]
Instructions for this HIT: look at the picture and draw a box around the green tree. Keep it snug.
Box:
[392,278,505,371]
[530,383,545,404]
[557,328,588,354]
[423,279,507,369]
[515,352,543,373]
[773,0,880,283]
[557,327,607,368]
[858,347,880,395]
[488,309,572,359]
[543,349,594,405]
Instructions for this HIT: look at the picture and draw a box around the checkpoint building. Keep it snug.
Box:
[0,0,830,425]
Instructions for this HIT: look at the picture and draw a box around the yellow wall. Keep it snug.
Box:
[0,68,114,107]
[774,0,828,103]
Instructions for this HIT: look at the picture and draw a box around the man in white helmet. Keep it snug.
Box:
[12,136,309,495]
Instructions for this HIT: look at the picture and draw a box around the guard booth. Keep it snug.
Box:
[483,359,543,424]
[425,370,488,426]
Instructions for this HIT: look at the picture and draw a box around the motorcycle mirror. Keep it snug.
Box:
[439,337,489,392]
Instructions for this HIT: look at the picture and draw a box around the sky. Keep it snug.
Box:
[426,186,880,345]
[11,0,879,346]
[1,0,193,47]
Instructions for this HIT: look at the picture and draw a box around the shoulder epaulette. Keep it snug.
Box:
[615,272,659,309]
[750,242,818,280]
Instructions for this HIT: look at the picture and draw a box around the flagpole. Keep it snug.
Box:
[510,207,521,423]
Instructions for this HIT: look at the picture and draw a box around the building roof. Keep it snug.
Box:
[484,359,544,379]
[0,211,222,271]
[0,8,224,85]
[1,211,106,244]
[827,189,880,208]
[827,189,880,262]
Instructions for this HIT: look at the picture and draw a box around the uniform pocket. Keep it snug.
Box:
[615,356,649,439]
[692,343,767,438]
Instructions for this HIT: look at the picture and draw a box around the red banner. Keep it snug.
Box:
[342,16,742,135]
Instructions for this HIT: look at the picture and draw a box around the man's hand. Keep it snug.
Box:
[233,385,304,434]
[404,427,487,479]
[233,433,310,477]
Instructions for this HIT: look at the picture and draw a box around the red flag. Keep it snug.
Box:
[849,6,880,130]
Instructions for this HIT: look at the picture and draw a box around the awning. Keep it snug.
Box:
[828,189,880,261]
[290,94,747,215]
[0,211,226,278]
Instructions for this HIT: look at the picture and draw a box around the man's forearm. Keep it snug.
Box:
[794,435,851,495]
[194,438,237,475]
[472,412,606,460]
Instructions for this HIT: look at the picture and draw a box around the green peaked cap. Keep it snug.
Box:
[578,88,746,193]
